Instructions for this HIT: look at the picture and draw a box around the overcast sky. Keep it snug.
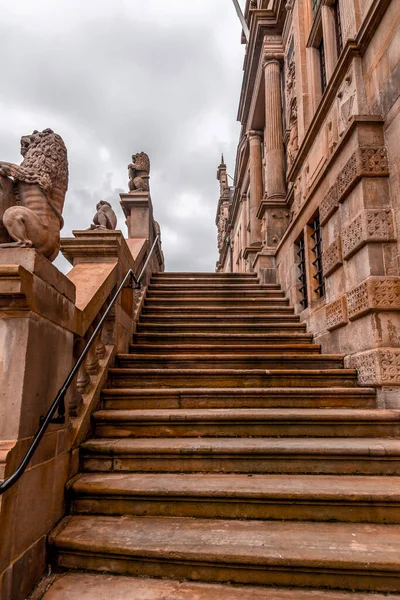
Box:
[0,0,245,272]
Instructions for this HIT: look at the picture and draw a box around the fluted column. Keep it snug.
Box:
[263,59,286,200]
[248,130,263,246]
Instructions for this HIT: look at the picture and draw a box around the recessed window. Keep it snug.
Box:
[333,0,343,55]
[310,215,325,298]
[318,40,327,92]
[297,234,308,309]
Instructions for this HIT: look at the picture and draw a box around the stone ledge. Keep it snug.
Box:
[341,209,396,260]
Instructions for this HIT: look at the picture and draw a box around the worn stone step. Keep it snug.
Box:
[129,343,321,355]
[92,408,400,439]
[144,297,290,307]
[142,306,296,315]
[136,324,307,336]
[138,314,301,324]
[50,515,400,591]
[148,284,278,291]
[147,290,287,298]
[117,354,343,370]
[108,368,358,389]
[70,472,400,523]
[43,573,395,600]
[80,437,400,475]
[133,333,313,345]
[101,387,377,410]
[152,272,259,279]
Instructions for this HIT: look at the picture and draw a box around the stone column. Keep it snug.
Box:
[263,59,286,200]
[248,130,263,246]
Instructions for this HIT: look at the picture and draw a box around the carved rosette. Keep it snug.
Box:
[347,277,400,320]
[346,349,400,386]
[326,296,348,331]
[341,209,396,260]
[322,237,343,277]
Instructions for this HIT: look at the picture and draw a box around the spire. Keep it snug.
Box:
[221,153,225,166]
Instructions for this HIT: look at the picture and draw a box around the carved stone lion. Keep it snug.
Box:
[88,200,117,231]
[128,152,150,192]
[0,128,69,261]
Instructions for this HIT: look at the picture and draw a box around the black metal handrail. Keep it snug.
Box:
[0,235,160,496]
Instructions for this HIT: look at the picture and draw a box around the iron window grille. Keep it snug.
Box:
[319,39,327,92]
[334,0,343,55]
[310,216,325,298]
[297,234,308,309]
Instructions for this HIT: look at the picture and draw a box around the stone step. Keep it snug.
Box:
[108,368,358,388]
[92,408,400,438]
[148,284,278,291]
[138,314,301,324]
[43,573,396,600]
[144,297,290,307]
[136,323,307,334]
[70,472,400,523]
[153,272,259,278]
[142,306,296,315]
[147,290,287,298]
[117,353,343,370]
[133,332,314,345]
[50,515,400,591]
[80,437,400,475]
[129,343,321,355]
[101,387,377,410]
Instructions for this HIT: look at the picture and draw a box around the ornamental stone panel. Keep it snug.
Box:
[347,276,400,320]
[337,147,389,202]
[320,183,339,225]
[326,296,348,331]
[322,237,343,277]
[341,209,396,259]
[346,348,400,386]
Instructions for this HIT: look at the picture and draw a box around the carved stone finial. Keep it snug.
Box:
[87,201,117,231]
[0,128,69,261]
[128,152,150,193]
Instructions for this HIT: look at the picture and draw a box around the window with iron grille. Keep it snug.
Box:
[297,234,308,309]
[333,0,343,55]
[310,215,325,298]
[319,39,327,92]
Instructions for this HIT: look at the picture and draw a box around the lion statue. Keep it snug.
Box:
[128,152,150,192]
[0,128,69,261]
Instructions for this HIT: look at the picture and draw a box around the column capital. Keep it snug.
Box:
[262,57,282,69]
[248,129,263,142]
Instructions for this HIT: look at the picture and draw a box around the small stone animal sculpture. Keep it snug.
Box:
[88,201,117,231]
[0,128,69,261]
[128,152,150,192]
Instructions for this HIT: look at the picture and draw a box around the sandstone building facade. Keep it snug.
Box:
[216,0,400,403]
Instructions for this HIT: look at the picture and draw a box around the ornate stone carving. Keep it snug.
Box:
[266,208,290,246]
[342,210,395,259]
[217,200,230,252]
[336,147,389,203]
[0,128,68,261]
[128,152,150,192]
[337,153,357,198]
[88,201,117,231]
[287,98,299,167]
[347,277,400,320]
[320,183,339,225]
[337,71,357,137]
[347,349,400,386]
[285,46,298,168]
[326,296,348,331]
[322,237,343,277]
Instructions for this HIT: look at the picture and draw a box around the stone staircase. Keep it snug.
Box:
[46,273,400,599]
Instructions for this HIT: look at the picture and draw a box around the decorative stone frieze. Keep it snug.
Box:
[322,237,343,277]
[347,276,400,320]
[326,296,348,331]
[337,147,389,202]
[320,183,339,225]
[346,349,400,386]
[341,209,396,259]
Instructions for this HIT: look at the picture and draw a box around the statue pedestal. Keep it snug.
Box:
[120,191,153,239]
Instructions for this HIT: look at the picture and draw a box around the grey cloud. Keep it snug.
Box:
[0,0,244,272]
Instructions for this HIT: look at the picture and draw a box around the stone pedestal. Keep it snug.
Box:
[263,59,286,201]
[120,191,153,240]
[0,249,76,600]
